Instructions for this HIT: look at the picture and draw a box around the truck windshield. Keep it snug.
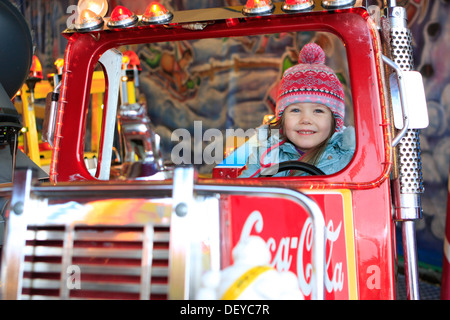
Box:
[86,31,354,179]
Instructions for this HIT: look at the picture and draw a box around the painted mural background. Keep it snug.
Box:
[8,0,450,272]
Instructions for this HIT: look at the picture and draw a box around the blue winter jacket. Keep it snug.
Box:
[239,125,355,178]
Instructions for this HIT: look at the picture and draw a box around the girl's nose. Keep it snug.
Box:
[299,115,312,124]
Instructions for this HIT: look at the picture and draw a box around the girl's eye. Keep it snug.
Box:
[290,108,300,113]
[314,108,325,113]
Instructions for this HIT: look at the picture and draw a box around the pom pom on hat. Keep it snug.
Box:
[299,43,326,65]
[275,43,345,133]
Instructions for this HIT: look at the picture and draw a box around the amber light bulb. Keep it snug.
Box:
[74,8,104,31]
[78,9,97,23]
[142,2,173,24]
[77,0,108,17]
[55,58,64,74]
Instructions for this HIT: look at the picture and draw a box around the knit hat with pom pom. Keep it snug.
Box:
[275,43,345,133]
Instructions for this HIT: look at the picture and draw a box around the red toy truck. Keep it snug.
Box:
[1,0,431,300]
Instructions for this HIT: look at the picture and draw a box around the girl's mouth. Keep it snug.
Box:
[297,130,315,135]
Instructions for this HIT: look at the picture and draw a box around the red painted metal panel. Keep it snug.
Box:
[51,6,396,299]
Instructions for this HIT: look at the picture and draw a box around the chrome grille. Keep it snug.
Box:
[390,28,414,70]
[396,130,424,194]
[390,27,424,194]
[22,224,170,300]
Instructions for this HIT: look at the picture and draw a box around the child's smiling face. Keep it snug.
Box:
[282,102,334,153]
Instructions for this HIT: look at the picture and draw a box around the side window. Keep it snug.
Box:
[84,65,107,177]
[84,49,123,180]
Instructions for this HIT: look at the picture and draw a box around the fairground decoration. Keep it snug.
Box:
[226,190,357,299]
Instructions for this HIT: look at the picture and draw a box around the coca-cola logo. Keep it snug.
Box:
[238,210,345,297]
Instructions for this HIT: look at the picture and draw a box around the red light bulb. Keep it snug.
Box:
[282,0,314,11]
[242,0,274,15]
[122,51,142,71]
[321,0,356,9]
[111,6,132,21]
[248,0,271,9]
[257,0,271,7]
[30,56,43,79]
[107,6,138,28]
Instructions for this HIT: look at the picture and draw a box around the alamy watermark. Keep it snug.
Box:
[67,265,81,289]
[368,5,382,28]
[170,121,280,173]
[66,5,79,29]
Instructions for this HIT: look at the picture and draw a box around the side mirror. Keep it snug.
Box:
[383,55,429,147]
[390,71,429,130]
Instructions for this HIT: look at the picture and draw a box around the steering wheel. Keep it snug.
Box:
[263,160,325,177]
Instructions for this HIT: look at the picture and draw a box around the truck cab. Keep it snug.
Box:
[0,0,429,300]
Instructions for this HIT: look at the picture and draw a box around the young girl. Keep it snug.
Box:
[239,43,355,178]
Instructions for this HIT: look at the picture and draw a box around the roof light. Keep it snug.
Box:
[30,55,43,79]
[321,0,356,9]
[122,51,142,71]
[242,0,275,15]
[77,0,108,18]
[142,2,173,25]
[55,58,64,74]
[282,0,314,12]
[74,8,104,31]
[122,55,130,67]
[107,6,138,28]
